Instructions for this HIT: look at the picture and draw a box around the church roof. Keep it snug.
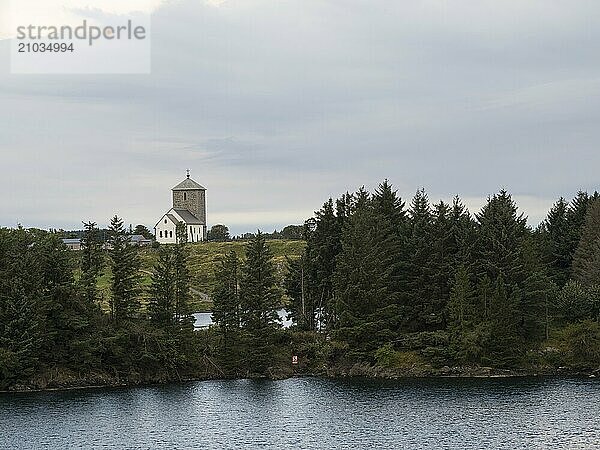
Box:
[172,177,206,191]
[165,214,180,225]
[173,208,204,224]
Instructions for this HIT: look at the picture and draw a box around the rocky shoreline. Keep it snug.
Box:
[3,364,600,394]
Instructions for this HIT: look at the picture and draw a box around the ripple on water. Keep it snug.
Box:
[1,377,600,449]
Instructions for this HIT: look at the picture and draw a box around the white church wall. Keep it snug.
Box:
[155,216,177,244]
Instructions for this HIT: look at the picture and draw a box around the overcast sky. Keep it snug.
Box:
[1,0,600,234]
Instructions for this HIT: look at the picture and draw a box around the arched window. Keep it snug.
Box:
[170,231,173,238]
[160,231,163,238]
[164,219,167,224]
[184,192,187,201]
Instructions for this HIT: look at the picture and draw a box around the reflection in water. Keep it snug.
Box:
[1,378,600,449]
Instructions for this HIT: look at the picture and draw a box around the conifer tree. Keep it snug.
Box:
[474,191,529,285]
[447,265,475,334]
[447,265,477,361]
[371,179,407,234]
[176,221,188,245]
[520,271,554,342]
[37,232,94,364]
[212,251,241,340]
[539,198,571,286]
[572,199,600,287]
[284,254,315,330]
[556,280,600,323]
[429,201,454,328]
[404,188,435,331]
[334,188,399,357]
[0,228,42,386]
[80,221,104,304]
[448,196,476,266]
[108,216,141,323]
[484,275,521,366]
[172,243,193,328]
[239,232,281,373]
[371,180,406,326]
[564,191,595,278]
[307,198,342,329]
[149,247,176,326]
[240,232,280,330]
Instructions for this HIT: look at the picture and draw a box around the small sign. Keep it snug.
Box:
[292,355,298,365]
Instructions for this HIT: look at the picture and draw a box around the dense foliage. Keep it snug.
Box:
[2,184,600,390]
[285,183,600,370]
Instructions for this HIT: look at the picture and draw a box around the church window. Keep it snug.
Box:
[170,231,173,238]
[184,193,187,201]
[160,231,163,238]
[164,219,167,224]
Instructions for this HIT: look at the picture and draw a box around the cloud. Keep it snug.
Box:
[1,0,600,233]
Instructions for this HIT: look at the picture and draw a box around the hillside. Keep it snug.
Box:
[97,239,306,312]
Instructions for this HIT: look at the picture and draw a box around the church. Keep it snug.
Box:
[154,172,207,244]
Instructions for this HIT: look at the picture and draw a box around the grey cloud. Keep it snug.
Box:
[1,0,600,234]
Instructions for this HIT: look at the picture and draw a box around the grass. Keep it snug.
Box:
[95,239,306,313]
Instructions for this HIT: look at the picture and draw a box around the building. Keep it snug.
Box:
[61,238,82,251]
[129,235,153,247]
[155,172,207,244]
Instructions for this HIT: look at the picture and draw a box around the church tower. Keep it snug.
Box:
[171,170,207,223]
[155,171,207,244]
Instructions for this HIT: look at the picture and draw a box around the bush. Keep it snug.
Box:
[374,344,425,369]
[557,320,600,368]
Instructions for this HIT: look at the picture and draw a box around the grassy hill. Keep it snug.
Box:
[97,239,306,312]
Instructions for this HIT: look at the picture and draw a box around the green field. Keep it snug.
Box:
[96,240,306,313]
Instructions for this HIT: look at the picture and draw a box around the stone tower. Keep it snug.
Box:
[172,171,207,223]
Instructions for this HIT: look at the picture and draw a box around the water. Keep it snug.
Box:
[1,377,600,449]
[193,309,292,329]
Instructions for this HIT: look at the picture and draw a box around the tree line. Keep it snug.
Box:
[2,182,600,389]
[0,217,201,388]
[279,182,600,368]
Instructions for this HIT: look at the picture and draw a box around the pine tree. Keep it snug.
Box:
[37,232,96,365]
[0,228,42,386]
[556,280,600,323]
[429,201,454,329]
[566,191,592,275]
[212,251,241,341]
[80,221,104,304]
[284,254,314,330]
[239,232,281,373]
[149,246,176,326]
[371,180,406,330]
[520,271,554,342]
[447,266,475,333]
[572,199,600,287]
[539,198,571,286]
[484,275,521,366]
[176,221,188,245]
[333,188,399,357]
[371,179,407,234]
[447,265,477,361]
[108,216,140,323]
[474,190,529,285]
[404,188,435,331]
[172,243,193,328]
[448,196,476,266]
[307,198,342,330]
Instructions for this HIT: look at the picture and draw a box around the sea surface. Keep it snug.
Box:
[1,377,600,449]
